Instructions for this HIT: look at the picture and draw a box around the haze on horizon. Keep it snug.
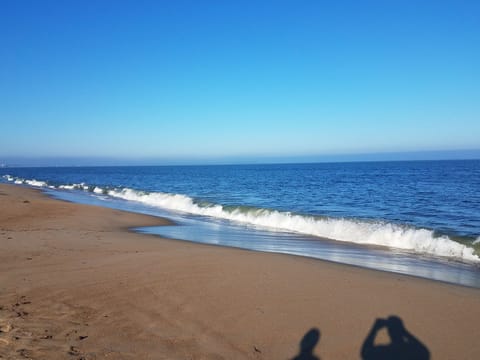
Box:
[1,1,479,166]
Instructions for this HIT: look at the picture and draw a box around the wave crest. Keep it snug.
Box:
[107,188,479,262]
[3,174,479,262]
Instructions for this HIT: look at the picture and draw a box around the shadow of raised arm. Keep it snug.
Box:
[361,315,429,360]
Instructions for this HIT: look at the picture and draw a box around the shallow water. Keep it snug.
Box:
[42,187,480,288]
[2,161,479,287]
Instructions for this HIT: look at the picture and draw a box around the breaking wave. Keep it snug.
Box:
[3,174,479,262]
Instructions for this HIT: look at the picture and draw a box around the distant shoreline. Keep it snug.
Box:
[2,149,479,167]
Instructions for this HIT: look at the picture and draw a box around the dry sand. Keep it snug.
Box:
[0,183,479,359]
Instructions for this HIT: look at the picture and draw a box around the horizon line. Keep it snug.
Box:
[1,149,480,168]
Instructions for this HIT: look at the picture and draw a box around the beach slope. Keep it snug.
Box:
[0,184,479,359]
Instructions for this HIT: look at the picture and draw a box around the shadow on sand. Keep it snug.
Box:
[291,328,321,360]
[361,315,430,360]
[291,316,429,360]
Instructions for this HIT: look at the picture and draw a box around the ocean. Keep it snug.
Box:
[2,160,479,287]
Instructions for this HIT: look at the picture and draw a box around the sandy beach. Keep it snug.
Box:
[1,183,479,359]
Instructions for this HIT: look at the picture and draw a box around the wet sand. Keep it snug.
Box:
[1,183,479,359]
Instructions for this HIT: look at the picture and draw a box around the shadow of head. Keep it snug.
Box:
[292,328,321,360]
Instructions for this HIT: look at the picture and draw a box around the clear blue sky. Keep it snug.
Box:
[1,0,479,165]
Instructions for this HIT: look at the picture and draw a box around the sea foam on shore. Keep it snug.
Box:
[3,174,479,263]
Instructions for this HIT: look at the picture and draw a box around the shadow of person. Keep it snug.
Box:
[291,328,321,360]
[361,315,430,360]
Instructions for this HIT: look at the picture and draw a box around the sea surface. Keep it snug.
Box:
[2,160,480,287]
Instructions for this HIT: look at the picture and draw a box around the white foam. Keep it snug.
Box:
[2,175,478,262]
[107,188,480,262]
[59,184,75,190]
[4,175,48,188]
[59,183,88,190]
[25,179,48,187]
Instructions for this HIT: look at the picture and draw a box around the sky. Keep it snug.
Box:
[1,0,479,165]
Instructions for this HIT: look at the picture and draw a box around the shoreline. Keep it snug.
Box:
[15,184,480,289]
[37,182,480,288]
[137,226,480,290]
[3,171,478,265]
[1,183,480,359]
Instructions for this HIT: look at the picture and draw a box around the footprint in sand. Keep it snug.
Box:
[0,323,13,333]
[0,322,13,346]
[0,323,11,351]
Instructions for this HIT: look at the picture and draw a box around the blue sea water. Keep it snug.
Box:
[2,160,480,287]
